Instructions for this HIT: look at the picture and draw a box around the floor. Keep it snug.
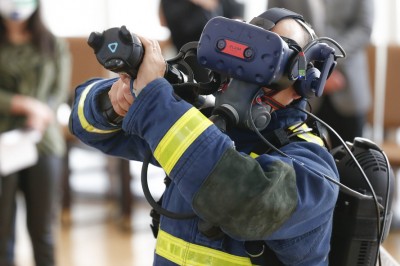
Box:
[11,147,400,266]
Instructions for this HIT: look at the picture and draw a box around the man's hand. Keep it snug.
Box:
[109,76,134,117]
[133,36,166,95]
[108,35,166,117]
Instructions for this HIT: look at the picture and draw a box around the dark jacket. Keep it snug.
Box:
[70,77,339,265]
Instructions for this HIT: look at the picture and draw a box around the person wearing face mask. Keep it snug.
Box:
[0,0,71,265]
[69,8,340,265]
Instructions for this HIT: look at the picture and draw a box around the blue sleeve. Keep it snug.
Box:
[69,77,152,161]
[121,78,234,203]
[262,142,339,239]
[70,76,339,242]
[70,77,235,204]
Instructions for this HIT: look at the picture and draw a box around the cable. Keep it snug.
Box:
[378,151,392,265]
[141,149,196,220]
[297,111,382,214]
[247,92,386,265]
[294,106,386,265]
[303,37,347,59]
[249,103,381,201]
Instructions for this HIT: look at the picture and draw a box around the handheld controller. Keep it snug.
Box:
[88,25,144,78]
[87,26,191,124]
[87,26,143,124]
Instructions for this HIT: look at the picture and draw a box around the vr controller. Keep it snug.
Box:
[88,25,191,84]
[88,25,144,79]
[87,26,192,124]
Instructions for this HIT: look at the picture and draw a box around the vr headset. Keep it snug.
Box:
[197,8,345,98]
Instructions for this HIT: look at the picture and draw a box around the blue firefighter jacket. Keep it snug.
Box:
[69,77,339,266]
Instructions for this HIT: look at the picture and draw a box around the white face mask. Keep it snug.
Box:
[0,0,38,21]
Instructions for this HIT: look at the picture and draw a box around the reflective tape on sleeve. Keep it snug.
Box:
[153,107,213,175]
[77,81,120,134]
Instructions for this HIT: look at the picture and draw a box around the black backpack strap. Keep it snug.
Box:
[252,127,292,155]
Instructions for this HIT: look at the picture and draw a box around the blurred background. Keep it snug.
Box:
[5,0,400,265]
[38,0,399,43]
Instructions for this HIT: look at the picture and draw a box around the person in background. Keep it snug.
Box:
[159,0,244,82]
[267,0,374,148]
[159,0,244,52]
[0,0,71,265]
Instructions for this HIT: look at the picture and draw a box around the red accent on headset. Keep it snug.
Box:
[262,96,285,110]
[221,40,248,59]
[259,89,286,110]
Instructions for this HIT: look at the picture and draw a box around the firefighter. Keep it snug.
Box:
[69,8,340,265]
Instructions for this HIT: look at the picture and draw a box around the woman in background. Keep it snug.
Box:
[0,0,71,265]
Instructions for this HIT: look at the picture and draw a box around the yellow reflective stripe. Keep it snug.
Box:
[288,124,324,146]
[154,107,213,175]
[78,81,120,134]
[156,229,252,266]
[250,152,259,158]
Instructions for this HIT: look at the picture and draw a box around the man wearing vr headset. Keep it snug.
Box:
[70,8,339,266]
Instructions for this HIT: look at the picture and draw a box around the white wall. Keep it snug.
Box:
[40,0,268,40]
[41,0,397,45]
[243,0,267,21]
[41,0,169,40]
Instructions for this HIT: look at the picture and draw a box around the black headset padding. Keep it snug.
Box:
[250,8,314,95]
[250,8,336,98]
[249,8,308,93]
